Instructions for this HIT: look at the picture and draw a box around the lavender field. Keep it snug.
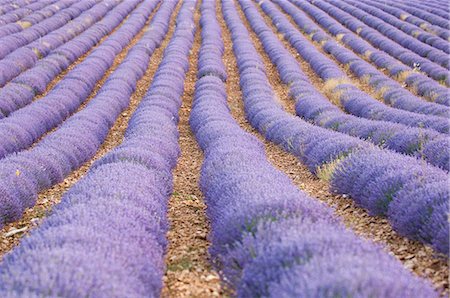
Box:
[0,0,448,297]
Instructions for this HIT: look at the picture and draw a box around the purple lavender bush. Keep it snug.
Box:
[0,0,167,228]
[189,1,440,296]
[0,1,197,296]
[308,0,449,85]
[0,0,93,59]
[0,0,160,157]
[289,0,449,105]
[226,0,449,254]
[0,0,129,87]
[243,0,449,171]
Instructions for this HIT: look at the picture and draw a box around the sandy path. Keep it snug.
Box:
[162,1,222,296]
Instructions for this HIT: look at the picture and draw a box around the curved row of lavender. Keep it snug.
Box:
[329,1,449,69]
[190,1,438,296]
[341,0,449,53]
[272,0,449,118]
[224,0,449,254]
[0,0,159,159]
[408,0,450,13]
[0,0,123,87]
[274,0,449,117]
[387,0,450,29]
[0,0,140,118]
[0,0,160,228]
[0,0,35,15]
[0,0,73,38]
[360,0,449,41]
[244,0,448,171]
[406,0,450,15]
[399,0,449,17]
[326,0,448,69]
[0,0,56,25]
[261,1,449,134]
[0,0,197,296]
[0,0,91,59]
[289,0,449,106]
[307,0,449,86]
[392,0,449,20]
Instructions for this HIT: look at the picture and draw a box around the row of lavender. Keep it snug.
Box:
[260,0,449,170]
[294,0,449,106]
[328,0,449,68]
[0,0,56,26]
[0,0,196,296]
[0,0,35,15]
[0,0,123,88]
[0,0,159,227]
[274,0,449,117]
[340,0,449,52]
[395,0,449,18]
[309,0,449,85]
[261,1,450,135]
[374,0,450,30]
[191,0,438,296]
[235,0,449,254]
[360,0,449,40]
[0,0,72,38]
[406,0,449,15]
[0,0,153,159]
[0,0,141,118]
[0,0,91,59]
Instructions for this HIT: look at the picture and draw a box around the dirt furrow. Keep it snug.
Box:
[162,1,222,297]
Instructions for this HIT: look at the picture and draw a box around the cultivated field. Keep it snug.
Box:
[0,0,448,297]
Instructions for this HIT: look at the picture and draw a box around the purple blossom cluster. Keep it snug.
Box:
[326,0,448,69]
[267,1,450,168]
[292,0,450,107]
[274,0,449,117]
[190,1,439,296]
[331,149,449,253]
[412,0,449,13]
[0,0,123,87]
[309,0,449,85]
[0,0,140,118]
[400,0,449,17]
[0,0,162,228]
[363,0,450,41]
[0,163,169,297]
[0,0,91,59]
[0,0,34,15]
[264,1,449,134]
[361,0,449,41]
[341,0,449,53]
[0,0,74,38]
[245,0,448,171]
[0,0,159,158]
[225,0,449,254]
[388,0,450,29]
[0,0,197,295]
[0,0,56,26]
